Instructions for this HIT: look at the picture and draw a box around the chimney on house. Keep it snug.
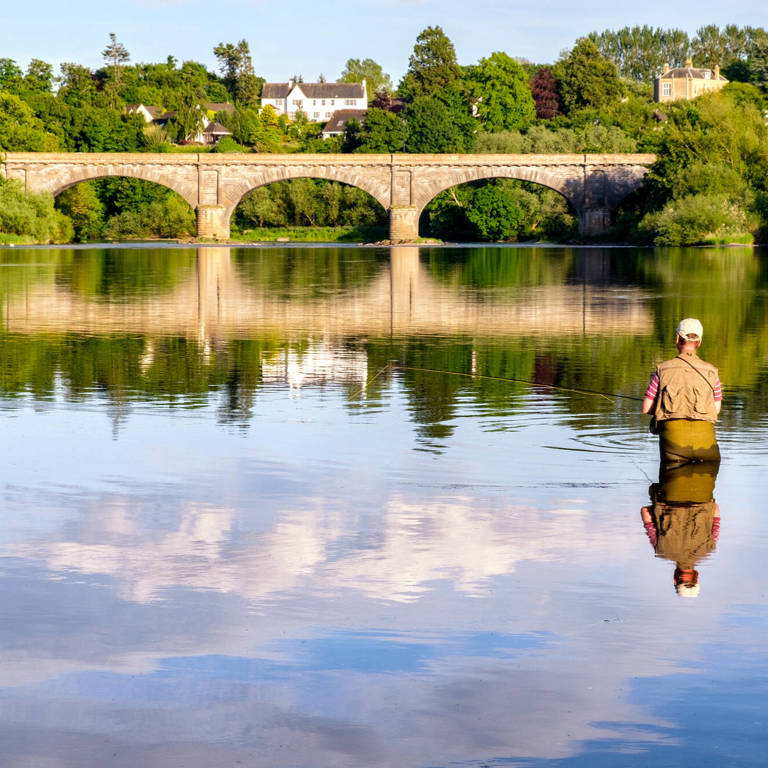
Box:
[685,57,693,68]
[662,63,670,74]
[288,78,295,89]
[714,64,720,78]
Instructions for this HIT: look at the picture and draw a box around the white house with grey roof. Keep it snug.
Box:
[261,79,367,122]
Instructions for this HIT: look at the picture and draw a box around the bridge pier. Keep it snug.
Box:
[389,207,420,243]
[196,205,230,240]
[578,207,613,238]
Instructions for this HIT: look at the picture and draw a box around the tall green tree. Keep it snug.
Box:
[468,52,535,132]
[339,58,393,99]
[399,26,463,100]
[213,39,261,105]
[24,59,53,93]
[0,58,24,93]
[0,92,59,150]
[102,33,130,85]
[58,63,96,107]
[554,38,623,113]
[348,108,404,152]
[404,96,464,153]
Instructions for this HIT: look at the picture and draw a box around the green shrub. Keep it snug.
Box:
[102,195,195,240]
[639,193,753,245]
[213,136,248,153]
[0,177,73,242]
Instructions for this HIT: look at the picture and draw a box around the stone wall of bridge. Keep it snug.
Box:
[1,152,655,241]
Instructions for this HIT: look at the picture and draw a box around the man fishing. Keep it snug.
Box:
[642,318,722,464]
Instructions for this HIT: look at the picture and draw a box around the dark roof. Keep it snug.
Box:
[153,111,176,124]
[262,81,365,100]
[322,109,367,134]
[299,82,365,99]
[262,83,292,99]
[203,121,232,135]
[658,66,726,81]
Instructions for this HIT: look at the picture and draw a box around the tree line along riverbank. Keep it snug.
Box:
[0,24,766,245]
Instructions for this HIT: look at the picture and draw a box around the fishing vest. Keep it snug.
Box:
[653,353,719,423]
[652,501,717,567]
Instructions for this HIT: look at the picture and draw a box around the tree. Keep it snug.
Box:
[404,96,464,153]
[213,40,261,105]
[349,108,404,152]
[173,89,207,142]
[0,58,24,94]
[554,38,623,113]
[530,67,563,119]
[0,92,59,151]
[468,52,535,132]
[749,37,768,91]
[691,25,729,69]
[399,26,463,101]
[339,58,393,98]
[58,63,96,107]
[55,182,104,241]
[24,59,54,92]
[464,182,539,240]
[102,33,130,85]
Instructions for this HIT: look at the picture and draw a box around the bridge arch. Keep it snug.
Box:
[411,164,583,216]
[45,163,199,210]
[231,176,388,233]
[418,176,579,241]
[221,164,392,221]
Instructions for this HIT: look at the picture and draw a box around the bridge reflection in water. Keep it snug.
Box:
[4,247,652,344]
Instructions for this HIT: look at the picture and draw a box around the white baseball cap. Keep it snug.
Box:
[676,318,703,341]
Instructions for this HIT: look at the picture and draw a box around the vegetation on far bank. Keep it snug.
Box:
[0,24,767,245]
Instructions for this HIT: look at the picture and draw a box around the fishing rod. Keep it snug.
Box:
[390,364,644,403]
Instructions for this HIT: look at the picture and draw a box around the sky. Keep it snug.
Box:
[0,0,764,85]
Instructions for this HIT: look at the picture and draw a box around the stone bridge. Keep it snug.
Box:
[1,152,655,240]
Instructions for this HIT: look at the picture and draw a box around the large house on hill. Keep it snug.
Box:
[261,80,368,122]
[654,59,728,102]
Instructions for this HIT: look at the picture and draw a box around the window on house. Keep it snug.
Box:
[331,99,335,105]
[314,112,319,118]
[662,82,672,97]
[321,99,325,106]
[325,112,331,118]
[345,99,355,105]
[292,99,303,106]
[313,100,317,106]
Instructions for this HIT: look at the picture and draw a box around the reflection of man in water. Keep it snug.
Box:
[642,318,722,464]
[641,460,720,597]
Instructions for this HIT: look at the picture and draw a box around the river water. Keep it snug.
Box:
[0,244,766,767]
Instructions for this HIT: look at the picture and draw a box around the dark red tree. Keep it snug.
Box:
[530,67,563,119]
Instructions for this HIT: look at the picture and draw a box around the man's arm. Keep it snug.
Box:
[641,506,657,548]
[714,377,722,415]
[642,372,658,414]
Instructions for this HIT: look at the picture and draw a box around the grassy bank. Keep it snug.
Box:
[231,225,388,243]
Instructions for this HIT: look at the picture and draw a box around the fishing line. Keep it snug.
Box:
[349,362,393,400]
[390,364,644,403]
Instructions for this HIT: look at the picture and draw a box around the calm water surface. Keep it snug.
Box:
[0,244,767,767]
